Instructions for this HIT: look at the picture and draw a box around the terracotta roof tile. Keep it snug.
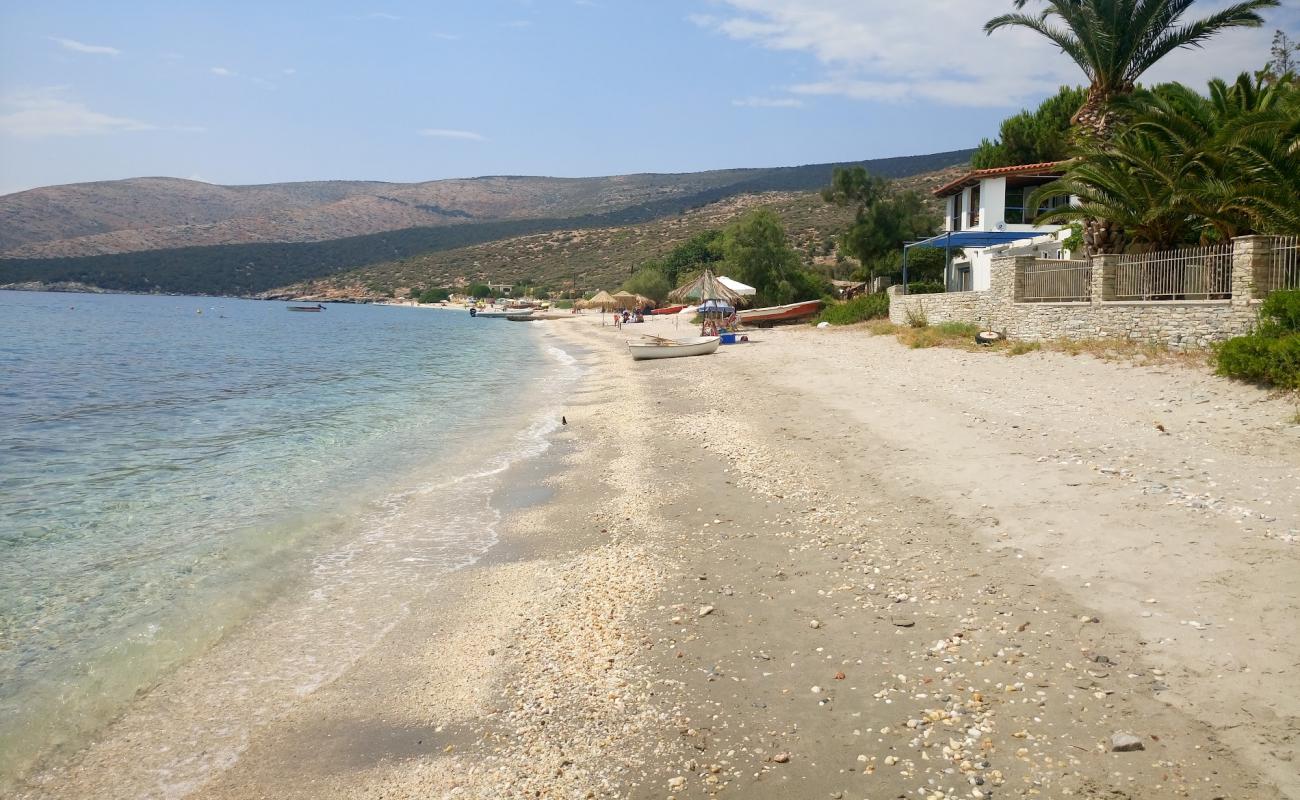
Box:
[933,160,1070,197]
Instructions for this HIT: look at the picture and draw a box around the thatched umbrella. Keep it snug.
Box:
[611,291,638,309]
[586,290,617,310]
[634,294,655,308]
[668,269,745,306]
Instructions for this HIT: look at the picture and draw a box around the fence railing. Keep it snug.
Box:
[1115,244,1233,301]
[1020,259,1091,302]
[1258,235,1300,295]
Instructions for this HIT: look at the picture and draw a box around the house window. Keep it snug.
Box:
[957,266,972,291]
[1005,186,1025,224]
[969,186,981,227]
[1035,192,1070,219]
[951,193,963,230]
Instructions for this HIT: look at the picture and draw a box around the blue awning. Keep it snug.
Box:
[905,230,1050,250]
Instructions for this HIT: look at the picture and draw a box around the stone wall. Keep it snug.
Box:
[888,236,1274,349]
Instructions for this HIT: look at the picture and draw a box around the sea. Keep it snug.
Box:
[0,291,579,794]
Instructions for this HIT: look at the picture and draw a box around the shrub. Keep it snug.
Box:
[418,287,450,303]
[1260,289,1300,333]
[904,306,929,328]
[1216,291,1300,389]
[1217,332,1300,389]
[906,282,946,295]
[815,293,889,325]
[934,322,980,337]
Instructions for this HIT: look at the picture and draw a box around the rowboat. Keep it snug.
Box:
[288,304,325,312]
[627,336,720,361]
[650,304,687,315]
[737,299,822,326]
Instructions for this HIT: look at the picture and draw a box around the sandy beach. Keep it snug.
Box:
[25,312,1300,800]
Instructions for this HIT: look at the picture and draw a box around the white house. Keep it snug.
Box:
[927,161,1074,291]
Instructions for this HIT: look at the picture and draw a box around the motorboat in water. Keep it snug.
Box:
[288,304,326,312]
[627,335,721,361]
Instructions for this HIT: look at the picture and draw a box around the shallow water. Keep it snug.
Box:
[0,293,575,791]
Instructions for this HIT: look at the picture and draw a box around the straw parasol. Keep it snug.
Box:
[585,290,617,310]
[611,290,638,309]
[634,294,655,308]
[668,269,745,306]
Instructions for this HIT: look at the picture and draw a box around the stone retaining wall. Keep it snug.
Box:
[888,236,1272,349]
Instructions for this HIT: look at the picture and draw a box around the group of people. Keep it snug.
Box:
[612,308,645,328]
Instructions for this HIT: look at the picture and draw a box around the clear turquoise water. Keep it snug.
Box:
[0,292,574,789]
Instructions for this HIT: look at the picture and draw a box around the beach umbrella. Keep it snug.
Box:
[634,294,655,308]
[586,290,617,310]
[668,269,745,306]
[611,290,638,309]
[717,276,756,297]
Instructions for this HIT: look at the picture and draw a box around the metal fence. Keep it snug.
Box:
[1259,235,1300,295]
[1115,244,1233,301]
[1020,259,1091,302]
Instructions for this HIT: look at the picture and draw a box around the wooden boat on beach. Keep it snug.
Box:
[650,304,687,315]
[627,335,720,361]
[288,304,325,312]
[737,299,821,326]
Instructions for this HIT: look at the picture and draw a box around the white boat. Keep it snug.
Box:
[474,307,530,319]
[627,336,721,361]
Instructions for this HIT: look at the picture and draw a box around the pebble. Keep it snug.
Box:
[698,605,714,617]
[1110,732,1146,752]
[772,752,790,763]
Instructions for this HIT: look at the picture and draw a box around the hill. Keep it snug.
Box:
[273,165,967,302]
[0,150,973,296]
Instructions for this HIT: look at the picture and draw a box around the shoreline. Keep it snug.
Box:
[15,313,1299,799]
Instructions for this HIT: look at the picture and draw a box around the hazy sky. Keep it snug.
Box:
[1,1,1295,195]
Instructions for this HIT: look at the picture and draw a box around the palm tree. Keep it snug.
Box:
[987,0,1278,253]
[986,1,1278,141]
[1028,72,1300,248]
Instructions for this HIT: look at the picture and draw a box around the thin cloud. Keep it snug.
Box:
[282,67,297,75]
[732,96,803,108]
[210,67,236,77]
[502,19,532,28]
[366,12,400,20]
[49,37,120,56]
[0,88,154,137]
[694,0,1284,107]
[418,128,486,141]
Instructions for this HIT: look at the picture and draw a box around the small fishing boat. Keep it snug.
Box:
[649,304,687,315]
[504,310,537,321]
[627,335,720,361]
[473,307,524,319]
[737,299,822,326]
[288,304,325,312]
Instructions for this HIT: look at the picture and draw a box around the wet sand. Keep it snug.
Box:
[25,313,1300,799]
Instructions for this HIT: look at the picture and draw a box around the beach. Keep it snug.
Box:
[19,311,1300,799]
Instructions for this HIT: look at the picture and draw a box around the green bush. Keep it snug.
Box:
[1216,290,1300,389]
[934,322,981,337]
[907,282,946,294]
[1260,289,1300,332]
[1217,334,1300,389]
[815,293,889,325]
[418,287,450,303]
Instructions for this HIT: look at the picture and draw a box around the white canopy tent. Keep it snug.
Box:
[717,276,756,297]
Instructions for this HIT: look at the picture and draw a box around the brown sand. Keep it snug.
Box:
[21,312,1300,799]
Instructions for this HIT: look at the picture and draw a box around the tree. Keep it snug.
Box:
[971,86,1088,168]
[1028,72,1300,248]
[622,268,671,303]
[1270,29,1299,77]
[986,1,1278,141]
[418,287,450,303]
[986,0,1279,253]
[821,167,939,281]
[721,209,826,305]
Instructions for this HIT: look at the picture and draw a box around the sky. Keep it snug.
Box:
[1,0,1296,195]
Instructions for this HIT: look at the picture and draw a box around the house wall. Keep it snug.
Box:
[890,236,1272,349]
